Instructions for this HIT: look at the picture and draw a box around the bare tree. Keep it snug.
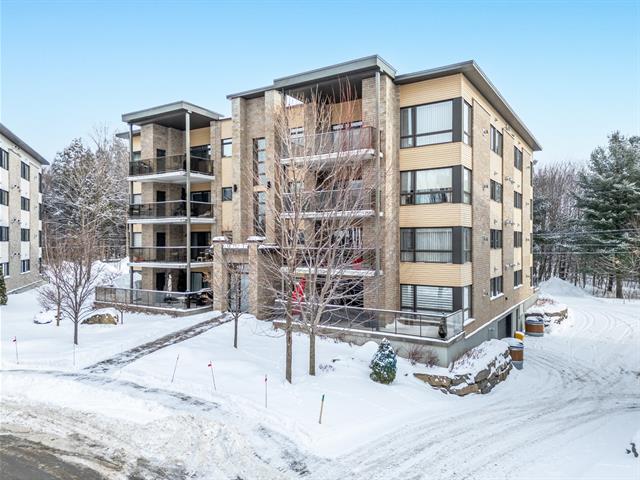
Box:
[258,87,389,379]
[207,239,248,349]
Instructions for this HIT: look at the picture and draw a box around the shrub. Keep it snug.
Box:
[370,339,397,384]
[0,273,7,305]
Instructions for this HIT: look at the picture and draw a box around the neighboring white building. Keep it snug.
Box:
[0,123,48,292]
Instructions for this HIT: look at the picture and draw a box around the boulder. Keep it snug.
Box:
[452,383,480,396]
[474,367,492,383]
[82,310,118,325]
[414,373,452,389]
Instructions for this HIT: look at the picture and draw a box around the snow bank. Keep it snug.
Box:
[539,277,589,298]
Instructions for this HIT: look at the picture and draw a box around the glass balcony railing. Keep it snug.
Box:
[282,188,374,213]
[95,286,212,310]
[283,127,373,158]
[129,246,212,263]
[129,155,213,176]
[128,201,214,219]
[291,247,376,271]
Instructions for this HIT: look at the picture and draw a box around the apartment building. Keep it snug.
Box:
[97,56,540,363]
[0,123,47,292]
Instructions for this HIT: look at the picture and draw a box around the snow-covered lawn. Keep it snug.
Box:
[0,287,219,371]
[1,278,639,479]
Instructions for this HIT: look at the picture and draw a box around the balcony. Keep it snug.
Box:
[282,188,375,218]
[129,246,212,266]
[95,286,212,314]
[128,201,215,224]
[128,155,213,183]
[280,127,374,164]
[290,247,377,276]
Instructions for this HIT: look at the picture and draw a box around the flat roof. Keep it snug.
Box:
[0,123,49,165]
[226,55,541,151]
[122,101,223,130]
[396,60,542,151]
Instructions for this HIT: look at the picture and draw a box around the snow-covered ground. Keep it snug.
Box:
[1,278,639,479]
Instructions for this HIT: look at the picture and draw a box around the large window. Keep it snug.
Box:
[490,180,502,202]
[0,148,8,169]
[463,168,472,204]
[401,167,452,205]
[400,100,453,148]
[490,229,503,249]
[21,196,30,211]
[401,228,452,263]
[514,147,523,170]
[490,276,503,297]
[514,269,523,287]
[463,101,472,145]
[254,191,266,235]
[0,189,8,206]
[21,228,30,242]
[490,125,503,156]
[253,138,266,185]
[514,231,523,248]
[222,138,232,158]
[190,144,211,160]
[21,259,30,273]
[21,161,30,180]
[401,284,453,313]
[463,227,472,262]
[222,187,233,202]
[514,191,523,209]
[0,226,8,241]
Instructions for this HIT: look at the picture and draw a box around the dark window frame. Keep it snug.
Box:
[400,167,453,205]
[0,262,8,277]
[222,187,233,202]
[514,146,523,170]
[20,161,30,180]
[463,168,472,204]
[253,138,267,186]
[0,226,8,241]
[0,189,8,206]
[21,259,31,273]
[514,231,523,248]
[514,269,523,287]
[463,101,473,145]
[514,191,523,209]
[400,99,455,149]
[490,229,503,249]
[490,276,503,297]
[490,180,503,203]
[463,227,472,262]
[490,125,503,156]
[400,227,453,263]
[401,283,454,313]
[254,191,266,235]
[0,148,8,170]
[21,228,30,242]
[221,138,232,158]
[21,196,30,211]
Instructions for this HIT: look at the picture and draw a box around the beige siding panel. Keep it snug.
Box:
[399,74,462,107]
[490,151,503,182]
[399,143,464,171]
[132,182,141,194]
[400,262,472,287]
[400,204,472,227]
[132,224,142,233]
[461,144,472,169]
[514,169,523,193]
[220,119,233,139]
[190,127,210,147]
[331,100,362,125]
[490,200,503,227]
[490,249,502,278]
[191,182,212,193]
[514,247,523,269]
[221,157,233,186]
[221,202,232,232]
[191,224,211,233]
[132,136,141,152]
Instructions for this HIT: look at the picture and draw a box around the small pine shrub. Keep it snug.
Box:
[0,273,7,305]
[369,338,397,384]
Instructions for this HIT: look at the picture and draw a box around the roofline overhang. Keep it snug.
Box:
[122,100,223,125]
[227,55,396,100]
[0,123,49,165]
[396,60,542,151]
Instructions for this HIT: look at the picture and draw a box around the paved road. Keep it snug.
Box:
[0,435,108,480]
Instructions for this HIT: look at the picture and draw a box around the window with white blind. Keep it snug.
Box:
[401,284,453,313]
[401,100,453,148]
[131,232,142,247]
[400,167,453,205]
[400,228,452,263]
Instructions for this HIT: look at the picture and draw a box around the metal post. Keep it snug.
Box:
[374,70,382,308]
[185,111,192,292]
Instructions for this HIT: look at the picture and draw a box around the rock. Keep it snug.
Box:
[474,367,491,383]
[82,312,118,325]
[414,373,452,389]
[480,381,496,394]
[450,375,467,386]
[452,383,480,396]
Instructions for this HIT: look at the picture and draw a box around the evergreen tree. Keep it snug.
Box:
[575,132,640,298]
[0,272,7,305]
[370,339,397,384]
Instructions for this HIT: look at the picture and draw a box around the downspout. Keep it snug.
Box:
[128,124,134,296]
[374,70,381,308]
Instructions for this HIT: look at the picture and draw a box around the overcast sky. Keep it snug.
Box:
[1,0,639,166]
